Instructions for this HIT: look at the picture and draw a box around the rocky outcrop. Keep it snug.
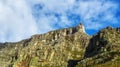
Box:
[85,26,120,58]
[31,23,86,41]
[0,23,90,67]
[76,26,120,67]
[0,23,120,67]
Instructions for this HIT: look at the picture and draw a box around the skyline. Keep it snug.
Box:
[0,0,120,42]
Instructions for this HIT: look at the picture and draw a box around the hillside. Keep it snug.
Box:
[76,26,120,67]
[0,23,120,67]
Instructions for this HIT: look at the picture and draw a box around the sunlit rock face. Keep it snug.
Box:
[0,23,90,67]
[0,23,120,67]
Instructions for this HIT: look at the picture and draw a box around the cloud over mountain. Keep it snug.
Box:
[0,0,119,42]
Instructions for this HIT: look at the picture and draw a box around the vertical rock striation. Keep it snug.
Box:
[0,23,119,67]
[0,23,90,67]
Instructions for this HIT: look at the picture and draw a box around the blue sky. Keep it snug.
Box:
[0,0,120,42]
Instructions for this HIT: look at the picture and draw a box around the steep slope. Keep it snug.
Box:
[0,24,120,67]
[76,27,120,67]
[0,39,32,67]
[0,23,90,67]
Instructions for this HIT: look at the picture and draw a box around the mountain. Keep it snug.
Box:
[76,26,120,67]
[0,23,119,67]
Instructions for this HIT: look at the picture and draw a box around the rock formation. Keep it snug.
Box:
[76,26,120,67]
[0,23,120,67]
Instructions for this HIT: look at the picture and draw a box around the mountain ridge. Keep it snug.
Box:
[0,23,120,67]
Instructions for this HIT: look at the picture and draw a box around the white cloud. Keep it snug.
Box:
[0,0,119,42]
[29,0,119,29]
[0,0,38,42]
[73,1,119,27]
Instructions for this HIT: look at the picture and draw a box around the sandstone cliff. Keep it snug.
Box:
[76,26,120,67]
[0,23,120,67]
[0,23,90,67]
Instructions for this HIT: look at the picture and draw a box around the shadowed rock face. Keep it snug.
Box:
[67,60,80,67]
[84,27,120,58]
[76,26,120,67]
[0,23,120,67]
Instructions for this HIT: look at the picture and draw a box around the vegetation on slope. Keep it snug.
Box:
[76,27,120,67]
[0,24,119,67]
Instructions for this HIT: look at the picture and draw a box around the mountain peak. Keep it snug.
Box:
[77,22,85,33]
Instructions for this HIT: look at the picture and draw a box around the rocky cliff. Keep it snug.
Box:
[76,26,120,67]
[0,23,120,67]
[0,23,90,67]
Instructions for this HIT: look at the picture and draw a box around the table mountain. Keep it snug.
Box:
[0,23,120,67]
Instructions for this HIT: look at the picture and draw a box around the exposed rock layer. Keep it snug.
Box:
[0,24,120,67]
[76,26,120,67]
[0,23,90,67]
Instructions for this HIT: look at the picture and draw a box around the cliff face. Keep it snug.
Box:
[0,24,120,67]
[76,26,120,67]
[0,23,90,67]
